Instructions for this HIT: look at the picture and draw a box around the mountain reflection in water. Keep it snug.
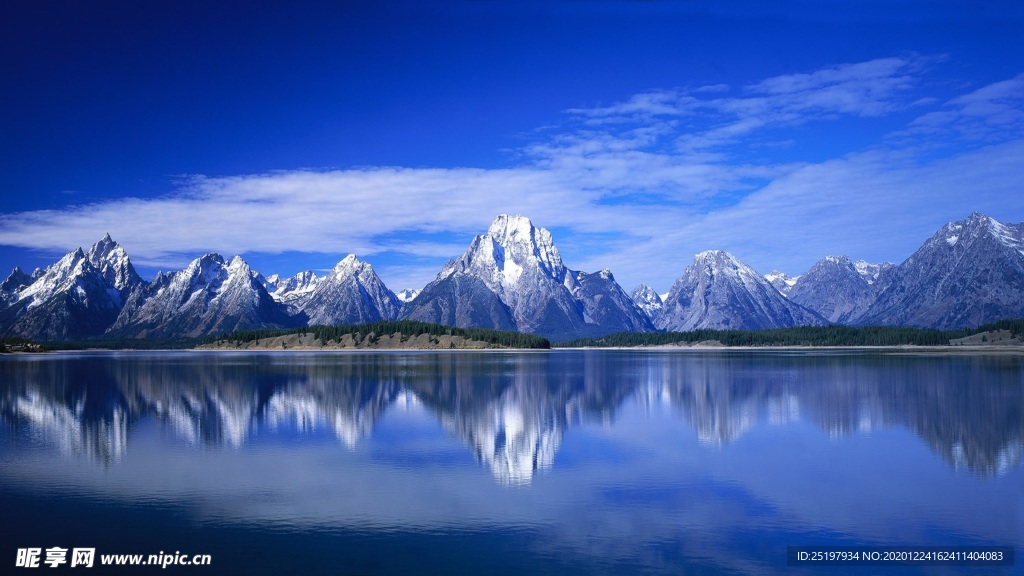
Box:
[2,350,1021,482]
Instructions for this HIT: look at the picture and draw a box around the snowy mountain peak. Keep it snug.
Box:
[823,255,849,265]
[18,248,90,304]
[657,250,823,331]
[1,241,128,339]
[945,212,1022,249]
[482,214,566,280]
[631,284,662,304]
[329,255,384,287]
[486,214,538,243]
[108,250,290,339]
[695,249,727,260]
[764,270,799,295]
[853,260,892,285]
[694,249,743,270]
[89,233,116,255]
[332,254,366,278]
[441,214,572,301]
[176,254,230,292]
[691,250,762,284]
[297,254,400,324]
[630,284,664,321]
[228,255,248,270]
[403,214,649,339]
[2,267,32,293]
[396,288,421,303]
[84,234,141,294]
[336,253,359,267]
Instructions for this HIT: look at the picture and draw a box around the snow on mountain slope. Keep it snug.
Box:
[298,255,400,325]
[860,212,1024,329]
[630,284,664,322]
[402,215,649,340]
[0,236,139,339]
[657,250,824,331]
[110,254,292,338]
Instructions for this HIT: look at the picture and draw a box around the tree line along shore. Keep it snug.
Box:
[2,319,1023,352]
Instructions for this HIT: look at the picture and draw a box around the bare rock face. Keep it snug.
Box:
[575,270,654,334]
[860,212,1024,329]
[788,256,886,324]
[656,250,824,331]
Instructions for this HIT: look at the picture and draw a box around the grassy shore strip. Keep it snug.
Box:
[554,320,1024,348]
[201,321,551,350]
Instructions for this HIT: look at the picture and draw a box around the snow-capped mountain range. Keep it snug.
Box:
[1,212,1022,341]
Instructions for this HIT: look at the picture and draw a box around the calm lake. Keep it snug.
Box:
[1,350,1021,575]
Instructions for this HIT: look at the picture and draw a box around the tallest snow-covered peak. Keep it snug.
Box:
[487,214,540,243]
[86,233,141,293]
[332,253,365,276]
[437,214,573,295]
[482,214,565,279]
[405,214,649,340]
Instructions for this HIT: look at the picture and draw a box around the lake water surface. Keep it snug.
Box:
[1,350,1021,575]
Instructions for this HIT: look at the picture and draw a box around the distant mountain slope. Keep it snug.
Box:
[575,270,654,334]
[860,212,1024,329]
[656,250,825,331]
[630,284,664,322]
[788,256,880,324]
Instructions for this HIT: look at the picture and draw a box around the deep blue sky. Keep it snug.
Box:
[2,0,1023,291]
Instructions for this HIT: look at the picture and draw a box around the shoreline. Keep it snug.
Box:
[5,344,1023,355]
[566,344,1024,354]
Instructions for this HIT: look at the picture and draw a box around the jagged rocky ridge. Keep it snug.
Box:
[1,212,1023,340]
[0,234,143,339]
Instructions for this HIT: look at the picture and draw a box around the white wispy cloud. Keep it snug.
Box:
[1,57,1022,291]
[566,56,931,150]
[903,72,1024,142]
